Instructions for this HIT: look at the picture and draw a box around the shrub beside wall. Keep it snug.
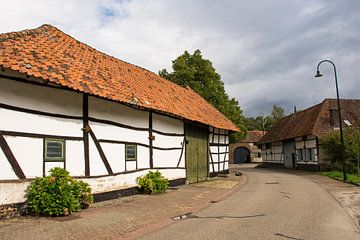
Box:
[26,167,93,216]
[137,171,169,194]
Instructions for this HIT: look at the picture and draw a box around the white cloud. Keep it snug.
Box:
[0,0,359,117]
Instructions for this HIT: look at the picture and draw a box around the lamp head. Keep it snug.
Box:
[314,70,323,78]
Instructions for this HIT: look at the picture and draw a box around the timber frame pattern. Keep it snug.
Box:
[0,91,191,181]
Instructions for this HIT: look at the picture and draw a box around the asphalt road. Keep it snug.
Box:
[140,166,360,240]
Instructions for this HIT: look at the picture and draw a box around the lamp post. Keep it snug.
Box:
[315,60,346,182]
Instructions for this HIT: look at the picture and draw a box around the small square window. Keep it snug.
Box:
[45,139,65,162]
[125,144,137,161]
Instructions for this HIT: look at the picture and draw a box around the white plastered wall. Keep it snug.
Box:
[0,79,83,179]
[295,135,318,164]
[152,113,185,168]
[209,127,229,173]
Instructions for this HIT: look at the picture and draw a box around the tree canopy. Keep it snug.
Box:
[159,50,246,142]
[320,128,360,174]
[245,104,285,131]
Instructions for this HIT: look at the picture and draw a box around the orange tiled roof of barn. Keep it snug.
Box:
[0,24,238,131]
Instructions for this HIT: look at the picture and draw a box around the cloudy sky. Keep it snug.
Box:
[0,0,359,117]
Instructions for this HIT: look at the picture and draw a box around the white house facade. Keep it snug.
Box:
[258,99,360,171]
[0,25,236,209]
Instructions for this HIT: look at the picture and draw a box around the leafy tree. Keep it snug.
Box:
[271,104,285,122]
[159,50,246,142]
[320,128,360,174]
[245,104,285,131]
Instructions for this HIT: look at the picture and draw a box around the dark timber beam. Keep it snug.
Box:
[83,94,90,176]
[149,111,154,169]
[0,132,26,179]
[88,127,113,175]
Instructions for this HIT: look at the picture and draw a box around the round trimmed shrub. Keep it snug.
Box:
[136,171,169,194]
[26,167,93,216]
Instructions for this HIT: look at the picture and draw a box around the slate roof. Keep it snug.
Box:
[0,24,238,131]
[242,130,265,143]
[258,99,360,144]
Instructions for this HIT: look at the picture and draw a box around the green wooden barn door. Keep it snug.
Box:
[185,123,208,183]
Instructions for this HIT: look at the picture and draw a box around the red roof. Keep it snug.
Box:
[242,130,266,143]
[258,99,360,144]
[0,24,238,131]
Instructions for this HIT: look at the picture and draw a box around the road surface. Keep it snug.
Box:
[140,166,360,240]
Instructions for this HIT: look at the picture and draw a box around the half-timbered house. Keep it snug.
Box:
[257,99,360,170]
[0,25,238,207]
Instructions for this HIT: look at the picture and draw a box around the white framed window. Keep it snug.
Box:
[44,138,65,162]
[125,144,137,161]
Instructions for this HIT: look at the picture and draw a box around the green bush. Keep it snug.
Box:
[26,167,93,216]
[136,171,169,194]
[320,128,360,174]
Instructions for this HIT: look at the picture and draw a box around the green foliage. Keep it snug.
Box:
[245,104,285,131]
[320,171,360,185]
[159,50,246,142]
[136,171,169,194]
[320,128,360,174]
[26,167,93,216]
[271,104,285,122]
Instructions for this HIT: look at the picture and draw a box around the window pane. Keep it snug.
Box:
[126,144,137,160]
[45,139,64,161]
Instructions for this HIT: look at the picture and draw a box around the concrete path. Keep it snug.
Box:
[141,165,360,240]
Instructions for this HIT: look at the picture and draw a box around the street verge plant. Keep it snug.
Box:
[136,171,169,194]
[26,167,93,216]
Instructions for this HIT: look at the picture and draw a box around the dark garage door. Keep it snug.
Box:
[234,147,250,163]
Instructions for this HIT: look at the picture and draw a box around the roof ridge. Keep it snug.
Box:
[0,24,239,131]
[0,24,50,41]
[0,24,193,94]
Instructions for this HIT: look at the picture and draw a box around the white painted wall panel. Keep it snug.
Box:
[126,161,137,171]
[210,146,218,153]
[90,121,148,145]
[153,149,182,168]
[219,135,225,144]
[177,147,185,168]
[89,138,108,176]
[137,146,150,169]
[0,148,18,180]
[5,136,43,178]
[0,108,83,137]
[66,140,85,176]
[89,96,148,128]
[0,182,30,205]
[305,139,317,148]
[153,113,183,134]
[152,134,183,149]
[296,141,304,149]
[219,146,227,153]
[45,162,65,176]
[100,142,124,173]
[0,78,82,116]
[83,169,185,194]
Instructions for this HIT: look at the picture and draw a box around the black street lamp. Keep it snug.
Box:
[315,60,346,182]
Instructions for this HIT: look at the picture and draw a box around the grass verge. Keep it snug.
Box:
[319,171,360,185]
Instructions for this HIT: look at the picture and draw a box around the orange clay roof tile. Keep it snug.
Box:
[0,24,238,131]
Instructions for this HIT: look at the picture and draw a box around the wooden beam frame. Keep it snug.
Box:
[0,132,25,179]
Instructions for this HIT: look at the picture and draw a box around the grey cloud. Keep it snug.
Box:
[0,0,359,118]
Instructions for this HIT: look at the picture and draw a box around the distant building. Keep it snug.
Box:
[230,130,265,164]
[257,99,360,170]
